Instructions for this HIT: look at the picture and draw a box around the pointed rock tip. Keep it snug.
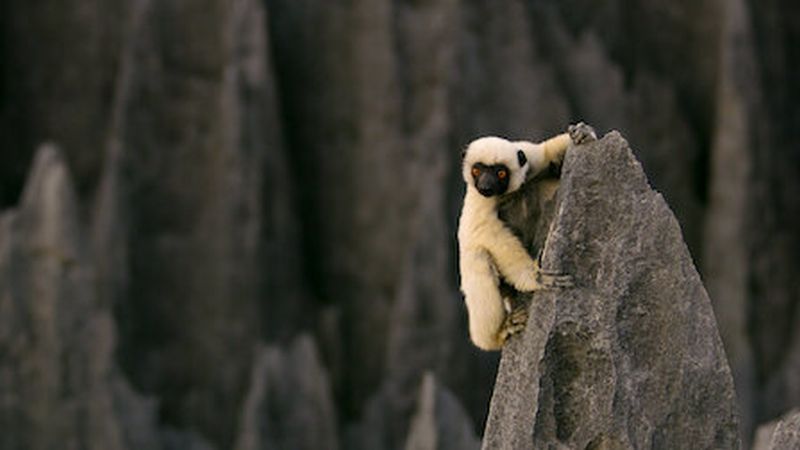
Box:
[15,142,82,258]
[20,142,76,210]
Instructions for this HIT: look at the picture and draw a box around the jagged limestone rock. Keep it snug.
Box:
[751,420,779,450]
[0,145,124,450]
[767,410,800,449]
[404,373,480,450]
[344,147,475,450]
[347,371,480,450]
[483,132,740,449]
[0,144,226,450]
[234,335,338,450]
[752,409,800,450]
[702,0,760,440]
[99,0,281,444]
[0,145,143,450]
[746,0,800,426]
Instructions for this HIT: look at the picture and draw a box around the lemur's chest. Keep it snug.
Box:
[497,177,559,251]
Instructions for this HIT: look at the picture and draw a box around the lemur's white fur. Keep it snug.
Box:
[458,133,572,350]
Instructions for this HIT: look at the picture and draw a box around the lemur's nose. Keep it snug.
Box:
[476,173,499,197]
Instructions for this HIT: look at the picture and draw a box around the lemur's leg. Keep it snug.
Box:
[483,222,541,292]
[460,249,506,350]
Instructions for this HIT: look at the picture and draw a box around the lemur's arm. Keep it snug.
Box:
[547,123,598,156]
[512,134,570,180]
[540,133,571,166]
[516,123,597,178]
[484,219,542,292]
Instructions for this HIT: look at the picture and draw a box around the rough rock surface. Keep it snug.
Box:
[483,132,740,449]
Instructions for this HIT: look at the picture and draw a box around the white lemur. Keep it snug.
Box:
[458,123,596,350]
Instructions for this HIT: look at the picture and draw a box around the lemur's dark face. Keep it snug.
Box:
[471,163,510,197]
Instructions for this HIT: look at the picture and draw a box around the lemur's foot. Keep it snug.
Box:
[568,122,597,145]
[513,269,572,291]
[533,248,574,289]
[499,305,528,343]
[536,269,574,289]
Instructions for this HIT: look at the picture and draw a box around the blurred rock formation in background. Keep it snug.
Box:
[1,0,799,448]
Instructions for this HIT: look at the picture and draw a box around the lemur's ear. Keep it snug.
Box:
[517,149,527,166]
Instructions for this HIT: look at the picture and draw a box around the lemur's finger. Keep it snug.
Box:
[568,122,597,145]
[547,278,574,289]
[499,324,523,341]
[537,272,574,289]
[499,324,525,343]
[550,275,575,289]
[508,307,528,326]
[538,267,559,276]
[499,307,528,343]
[538,269,571,278]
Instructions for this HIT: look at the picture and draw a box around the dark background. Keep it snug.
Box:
[1,0,799,448]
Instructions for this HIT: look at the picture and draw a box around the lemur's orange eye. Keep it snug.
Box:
[471,166,481,178]
[497,169,507,179]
